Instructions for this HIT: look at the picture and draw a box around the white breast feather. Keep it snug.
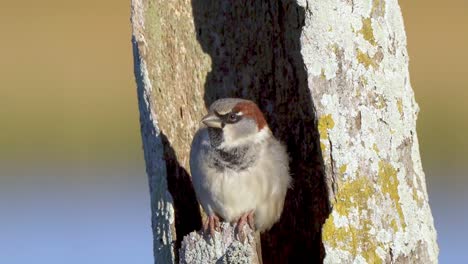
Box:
[190,127,290,232]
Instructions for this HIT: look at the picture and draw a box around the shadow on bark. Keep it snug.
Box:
[132,37,202,262]
[161,134,203,252]
[192,0,330,262]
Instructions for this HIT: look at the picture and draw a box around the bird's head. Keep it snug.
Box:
[202,98,270,150]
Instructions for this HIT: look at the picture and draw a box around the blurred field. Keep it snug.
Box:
[401,0,468,165]
[0,2,153,263]
[0,1,139,163]
[0,0,466,263]
[0,1,466,164]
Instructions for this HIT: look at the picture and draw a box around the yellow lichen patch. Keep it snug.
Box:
[378,161,406,229]
[320,68,326,80]
[320,142,326,152]
[334,176,374,216]
[323,165,407,262]
[318,114,335,140]
[323,216,383,264]
[356,49,378,69]
[375,94,387,109]
[390,219,398,232]
[359,18,377,46]
[339,164,348,175]
[323,215,363,257]
[322,215,344,250]
[373,143,380,153]
[323,176,383,264]
[397,99,403,114]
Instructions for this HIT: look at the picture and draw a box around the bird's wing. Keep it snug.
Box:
[189,127,214,215]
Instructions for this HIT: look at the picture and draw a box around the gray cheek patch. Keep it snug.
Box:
[229,119,257,140]
[207,117,257,149]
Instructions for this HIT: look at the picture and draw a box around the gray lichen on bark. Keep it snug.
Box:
[179,223,259,264]
[131,1,177,262]
[298,0,438,263]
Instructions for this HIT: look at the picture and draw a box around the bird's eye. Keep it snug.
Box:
[227,113,238,122]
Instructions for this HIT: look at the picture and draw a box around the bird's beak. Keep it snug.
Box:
[202,113,223,128]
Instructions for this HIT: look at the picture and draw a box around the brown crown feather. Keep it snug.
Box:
[232,101,267,130]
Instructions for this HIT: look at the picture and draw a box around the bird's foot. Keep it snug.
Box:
[203,215,220,237]
[236,210,255,242]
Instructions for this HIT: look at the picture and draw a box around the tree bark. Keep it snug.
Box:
[131,0,438,263]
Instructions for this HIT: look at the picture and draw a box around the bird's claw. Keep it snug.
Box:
[203,215,220,237]
[236,210,255,242]
[247,211,255,230]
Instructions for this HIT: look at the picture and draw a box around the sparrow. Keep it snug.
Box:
[190,98,291,238]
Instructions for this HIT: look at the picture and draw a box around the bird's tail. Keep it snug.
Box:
[254,230,263,264]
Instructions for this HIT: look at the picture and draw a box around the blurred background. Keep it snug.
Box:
[0,0,466,263]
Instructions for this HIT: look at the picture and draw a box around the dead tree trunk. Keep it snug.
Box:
[131,0,438,263]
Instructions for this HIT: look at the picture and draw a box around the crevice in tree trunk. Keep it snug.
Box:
[192,0,331,262]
